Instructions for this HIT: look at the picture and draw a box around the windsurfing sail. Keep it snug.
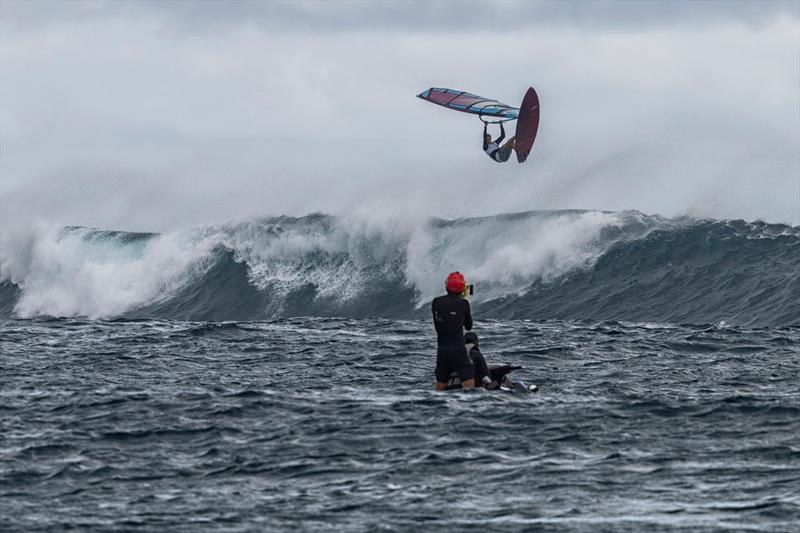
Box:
[417,88,519,120]
[418,86,541,164]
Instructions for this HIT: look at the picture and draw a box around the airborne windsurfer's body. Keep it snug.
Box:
[483,122,516,163]
[417,86,539,163]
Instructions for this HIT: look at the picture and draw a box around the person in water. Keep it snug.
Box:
[432,271,473,391]
[483,122,516,163]
[464,331,499,389]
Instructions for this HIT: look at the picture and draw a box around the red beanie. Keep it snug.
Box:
[445,271,466,294]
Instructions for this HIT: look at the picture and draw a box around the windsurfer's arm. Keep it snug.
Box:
[464,300,473,331]
[483,123,488,150]
[496,123,506,144]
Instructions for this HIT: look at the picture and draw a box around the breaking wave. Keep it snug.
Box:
[1,210,797,327]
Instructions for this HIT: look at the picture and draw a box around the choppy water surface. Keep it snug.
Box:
[2,318,799,532]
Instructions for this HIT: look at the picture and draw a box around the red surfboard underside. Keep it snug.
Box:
[514,87,540,163]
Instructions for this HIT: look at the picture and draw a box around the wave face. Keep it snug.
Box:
[1,210,797,327]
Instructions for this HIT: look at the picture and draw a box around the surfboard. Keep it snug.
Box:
[514,87,540,163]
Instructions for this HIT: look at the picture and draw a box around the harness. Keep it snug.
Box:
[484,142,502,161]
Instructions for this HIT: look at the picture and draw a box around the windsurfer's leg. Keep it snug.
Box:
[498,145,513,162]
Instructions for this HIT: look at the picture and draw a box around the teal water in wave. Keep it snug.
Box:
[1,210,798,327]
[2,318,798,532]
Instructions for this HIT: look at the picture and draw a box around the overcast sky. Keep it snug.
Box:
[1,0,798,232]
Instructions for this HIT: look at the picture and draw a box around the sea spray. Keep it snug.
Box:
[1,210,797,326]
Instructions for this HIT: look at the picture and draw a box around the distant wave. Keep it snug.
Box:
[1,210,798,327]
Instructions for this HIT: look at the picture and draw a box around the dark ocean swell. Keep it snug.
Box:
[1,210,797,327]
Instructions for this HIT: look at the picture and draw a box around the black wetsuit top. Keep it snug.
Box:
[431,292,473,347]
[468,345,491,385]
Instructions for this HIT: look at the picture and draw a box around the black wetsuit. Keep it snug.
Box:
[467,344,491,386]
[432,292,473,383]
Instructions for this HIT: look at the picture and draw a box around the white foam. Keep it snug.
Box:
[220,217,407,307]
[406,211,629,303]
[1,210,656,319]
[8,225,219,319]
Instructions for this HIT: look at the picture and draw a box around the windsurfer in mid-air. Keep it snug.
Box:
[483,122,516,163]
[417,86,539,163]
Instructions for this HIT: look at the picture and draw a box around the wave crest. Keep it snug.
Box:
[1,210,797,326]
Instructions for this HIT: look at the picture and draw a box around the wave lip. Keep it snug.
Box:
[1,210,797,327]
[2,226,221,319]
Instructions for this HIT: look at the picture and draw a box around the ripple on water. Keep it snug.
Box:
[1,318,798,531]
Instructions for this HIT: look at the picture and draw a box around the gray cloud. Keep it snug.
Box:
[2,0,798,34]
[1,0,798,235]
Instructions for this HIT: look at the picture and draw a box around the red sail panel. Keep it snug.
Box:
[417,88,519,119]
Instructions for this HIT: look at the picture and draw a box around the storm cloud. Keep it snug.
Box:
[4,0,798,33]
[1,0,798,235]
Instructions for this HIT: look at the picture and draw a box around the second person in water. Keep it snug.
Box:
[464,331,498,389]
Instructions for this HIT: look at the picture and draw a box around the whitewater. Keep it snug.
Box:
[1,210,798,326]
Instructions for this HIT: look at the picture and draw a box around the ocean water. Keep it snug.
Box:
[1,210,799,531]
[1,318,798,531]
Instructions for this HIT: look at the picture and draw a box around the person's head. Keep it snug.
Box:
[445,271,466,295]
[464,331,479,346]
[484,133,492,144]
